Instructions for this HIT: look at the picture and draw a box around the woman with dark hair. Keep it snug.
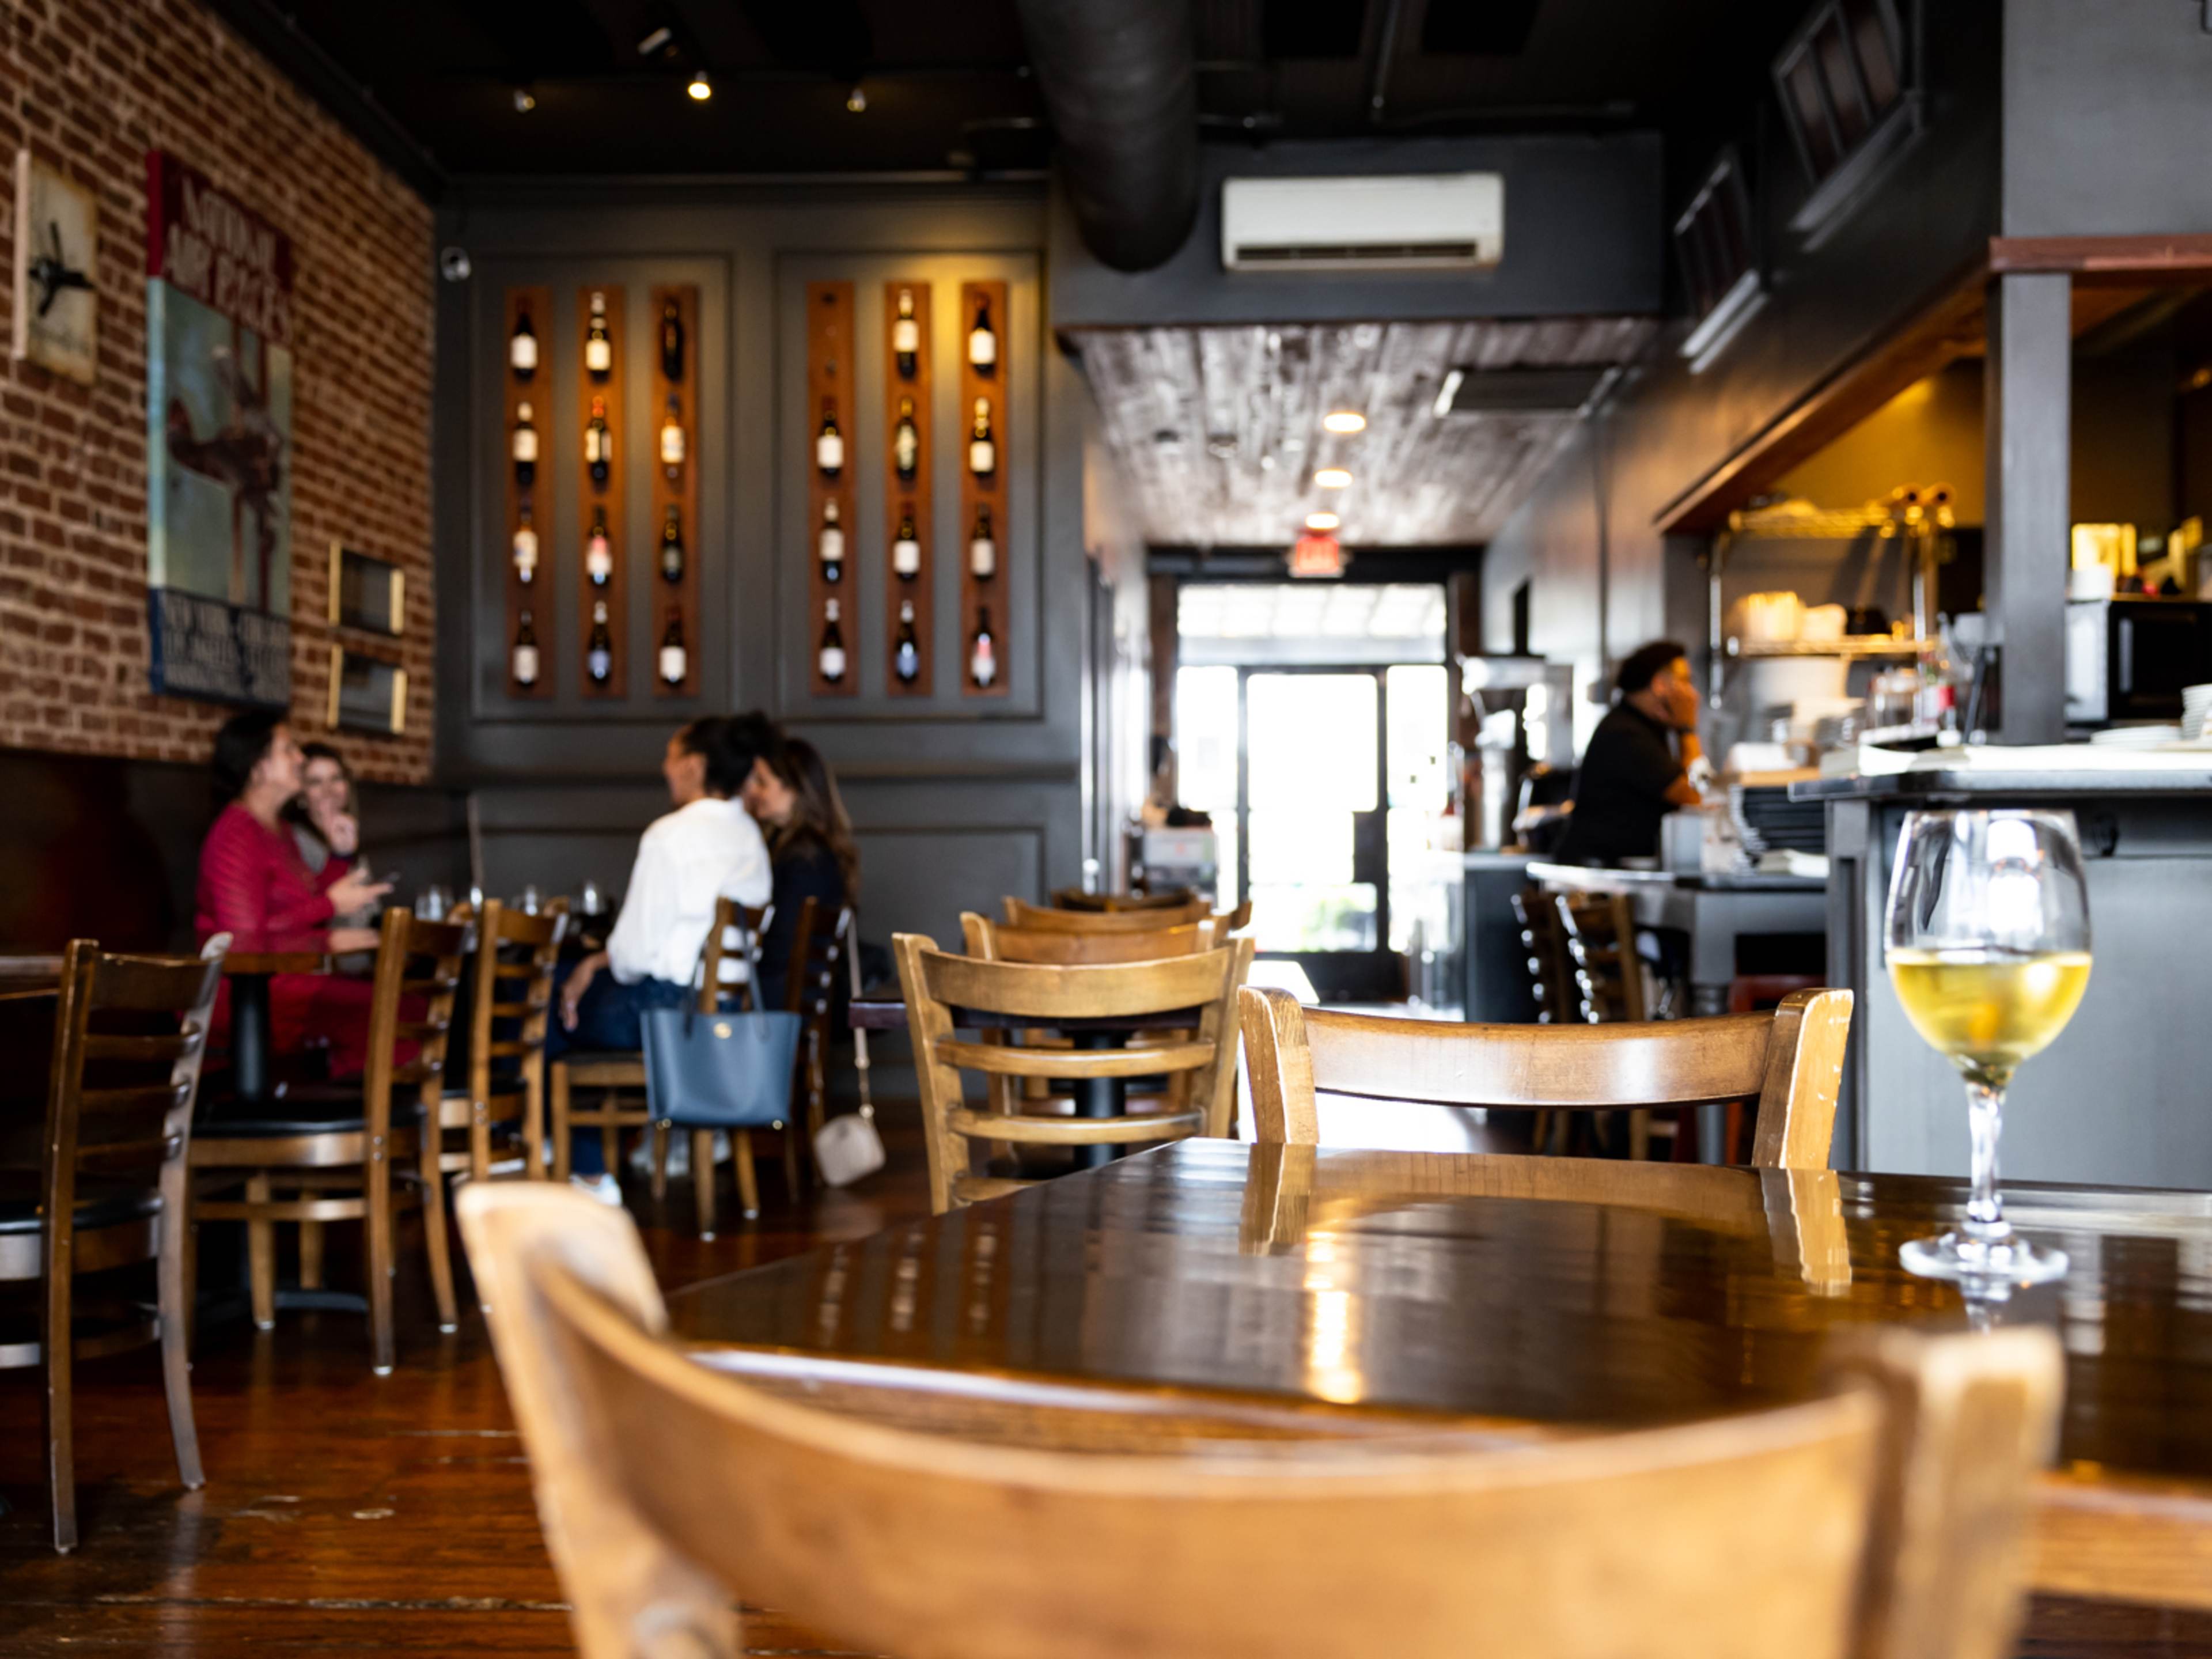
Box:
[548,716,775,1198]
[290,741,377,933]
[195,711,392,1078]
[740,734,860,1008]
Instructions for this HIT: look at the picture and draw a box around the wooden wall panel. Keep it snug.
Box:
[576,284,626,698]
[502,285,552,698]
[958,279,1009,698]
[806,281,858,697]
[649,284,700,698]
[883,280,932,696]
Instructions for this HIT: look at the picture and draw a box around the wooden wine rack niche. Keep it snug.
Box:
[577,283,626,698]
[883,280,933,696]
[957,279,1009,698]
[805,281,858,698]
[502,285,552,698]
[649,284,700,698]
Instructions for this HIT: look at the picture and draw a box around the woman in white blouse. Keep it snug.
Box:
[548,714,774,1085]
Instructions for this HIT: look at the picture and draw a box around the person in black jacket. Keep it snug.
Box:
[1552,640,1707,866]
[740,734,861,1009]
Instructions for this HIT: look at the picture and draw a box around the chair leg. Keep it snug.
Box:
[650,1121,670,1202]
[524,1069,546,1179]
[44,1243,77,1552]
[550,1065,573,1182]
[366,1149,395,1375]
[245,1173,276,1331]
[157,1206,204,1491]
[1629,1109,1652,1162]
[600,1096,619,1188]
[298,1218,324,1290]
[692,1128,717,1237]
[782,1120,802,1204]
[418,1137,460,1334]
[733,1129,760,1220]
[469,1104,494,1184]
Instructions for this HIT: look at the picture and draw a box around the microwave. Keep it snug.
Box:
[2065,597,2212,725]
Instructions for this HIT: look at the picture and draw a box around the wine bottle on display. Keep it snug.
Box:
[660,299,685,382]
[893,288,919,378]
[968,604,997,688]
[893,395,920,481]
[967,398,996,478]
[892,505,921,580]
[512,502,539,585]
[968,296,997,370]
[968,503,996,580]
[659,395,685,480]
[893,600,921,684]
[660,505,685,584]
[818,499,844,584]
[512,402,537,488]
[512,610,540,686]
[509,310,537,380]
[815,399,844,478]
[585,397,612,487]
[585,290,612,380]
[658,611,687,686]
[818,599,847,684]
[586,506,613,587]
[586,601,613,685]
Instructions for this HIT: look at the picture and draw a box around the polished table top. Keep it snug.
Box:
[670,1140,2212,1574]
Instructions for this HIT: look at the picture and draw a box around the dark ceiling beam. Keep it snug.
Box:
[195,0,448,199]
[1014,0,1199,272]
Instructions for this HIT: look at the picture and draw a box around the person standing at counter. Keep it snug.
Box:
[1553,640,1706,866]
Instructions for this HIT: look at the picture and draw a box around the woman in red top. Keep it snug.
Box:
[195,712,391,1080]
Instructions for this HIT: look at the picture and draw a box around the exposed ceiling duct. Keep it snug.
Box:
[1014,0,1199,272]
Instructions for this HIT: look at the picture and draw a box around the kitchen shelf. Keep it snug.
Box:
[1725,635,1923,660]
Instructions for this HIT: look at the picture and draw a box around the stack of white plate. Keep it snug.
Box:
[2183,684,2212,741]
[2090,723,2185,748]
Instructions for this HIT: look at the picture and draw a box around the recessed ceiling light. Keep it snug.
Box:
[512,86,537,113]
[1314,468,1353,488]
[1322,410,1366,434]
[846,84,868,113]
[687,70,713,101]
[1305,512,1340,531]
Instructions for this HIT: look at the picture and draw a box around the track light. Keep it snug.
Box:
[687,70,712,101]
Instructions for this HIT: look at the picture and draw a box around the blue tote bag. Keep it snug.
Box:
[640,1001,802,1129]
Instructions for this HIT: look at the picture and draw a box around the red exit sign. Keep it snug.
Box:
[1288,534,1343,578]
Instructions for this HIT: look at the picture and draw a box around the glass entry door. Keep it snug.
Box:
[1179,663,1450,1004]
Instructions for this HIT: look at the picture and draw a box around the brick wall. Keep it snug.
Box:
[0,0,434,783]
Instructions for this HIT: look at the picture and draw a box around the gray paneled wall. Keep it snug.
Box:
[430,181,1090,945]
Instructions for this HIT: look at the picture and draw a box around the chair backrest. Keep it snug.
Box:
[1509,887,1577,1024]
[363,908,468,1135]
[465,900,566,1105]
[1555,891,1645,1021]
[1239,986,1853,1169]
[700,897,769,1013]
[1005,895,1210,933]
[961,913,1214,965]
[457,1180,2063,1659]
[1051,886,1198,914]
[43,935,227,1226]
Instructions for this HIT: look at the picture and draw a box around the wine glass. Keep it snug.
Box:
[1885,809,2092,1285]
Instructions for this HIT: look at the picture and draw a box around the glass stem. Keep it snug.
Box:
[1962,1078,2013,1248]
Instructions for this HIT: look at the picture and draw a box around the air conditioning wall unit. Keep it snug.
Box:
[1221,173,1505,272]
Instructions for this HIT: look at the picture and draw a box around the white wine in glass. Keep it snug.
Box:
[1885,810,2091,1285]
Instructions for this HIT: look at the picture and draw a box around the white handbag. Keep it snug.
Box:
[811,912,884,1187]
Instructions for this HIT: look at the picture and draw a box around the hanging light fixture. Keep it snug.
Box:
[687,69,713,101]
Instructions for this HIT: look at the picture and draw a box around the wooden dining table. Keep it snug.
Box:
[668,1138,2212,1613]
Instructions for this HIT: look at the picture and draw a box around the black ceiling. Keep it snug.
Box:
[206,0,1797,192]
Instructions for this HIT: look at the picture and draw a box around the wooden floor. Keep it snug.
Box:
[4,1104,2210,1656]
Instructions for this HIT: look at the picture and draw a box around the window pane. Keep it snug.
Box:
[1385,666,1452,954]
[1816,14,1870,147]
[1175,664,1240,908]
[1249,884,1378,953]
[1247,675,1377,812]
[1844,0,1901,113]
[1784,51,1840,176]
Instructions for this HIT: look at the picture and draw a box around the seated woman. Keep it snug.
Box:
[195,711,392,1080]
[741,735,861,1009]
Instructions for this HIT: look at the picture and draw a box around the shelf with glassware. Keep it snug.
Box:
[503,285,554,698]
[577,284,626,698]
[649,284,699,698]
[807,280,858,697]
[956,279,1006,698]
[883,280,933,695]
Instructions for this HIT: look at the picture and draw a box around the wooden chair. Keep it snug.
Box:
[895,934,1253,1213]
[961,914,1217,964]
[457,1179,2065,1659]
[1554,891,1678,1158]
[681,897,783,1234]
[191,908,464,1374]
[1004,895,1210,931]
[1240,985,1854,1172]
[1,937,225,1552]
[436,900,565,1187]
[1509,887,1578,1025]
[1051,885,1198,912]
[782,900,854,1157]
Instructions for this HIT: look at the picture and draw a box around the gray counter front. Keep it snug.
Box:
[1801,766,2212,1185]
